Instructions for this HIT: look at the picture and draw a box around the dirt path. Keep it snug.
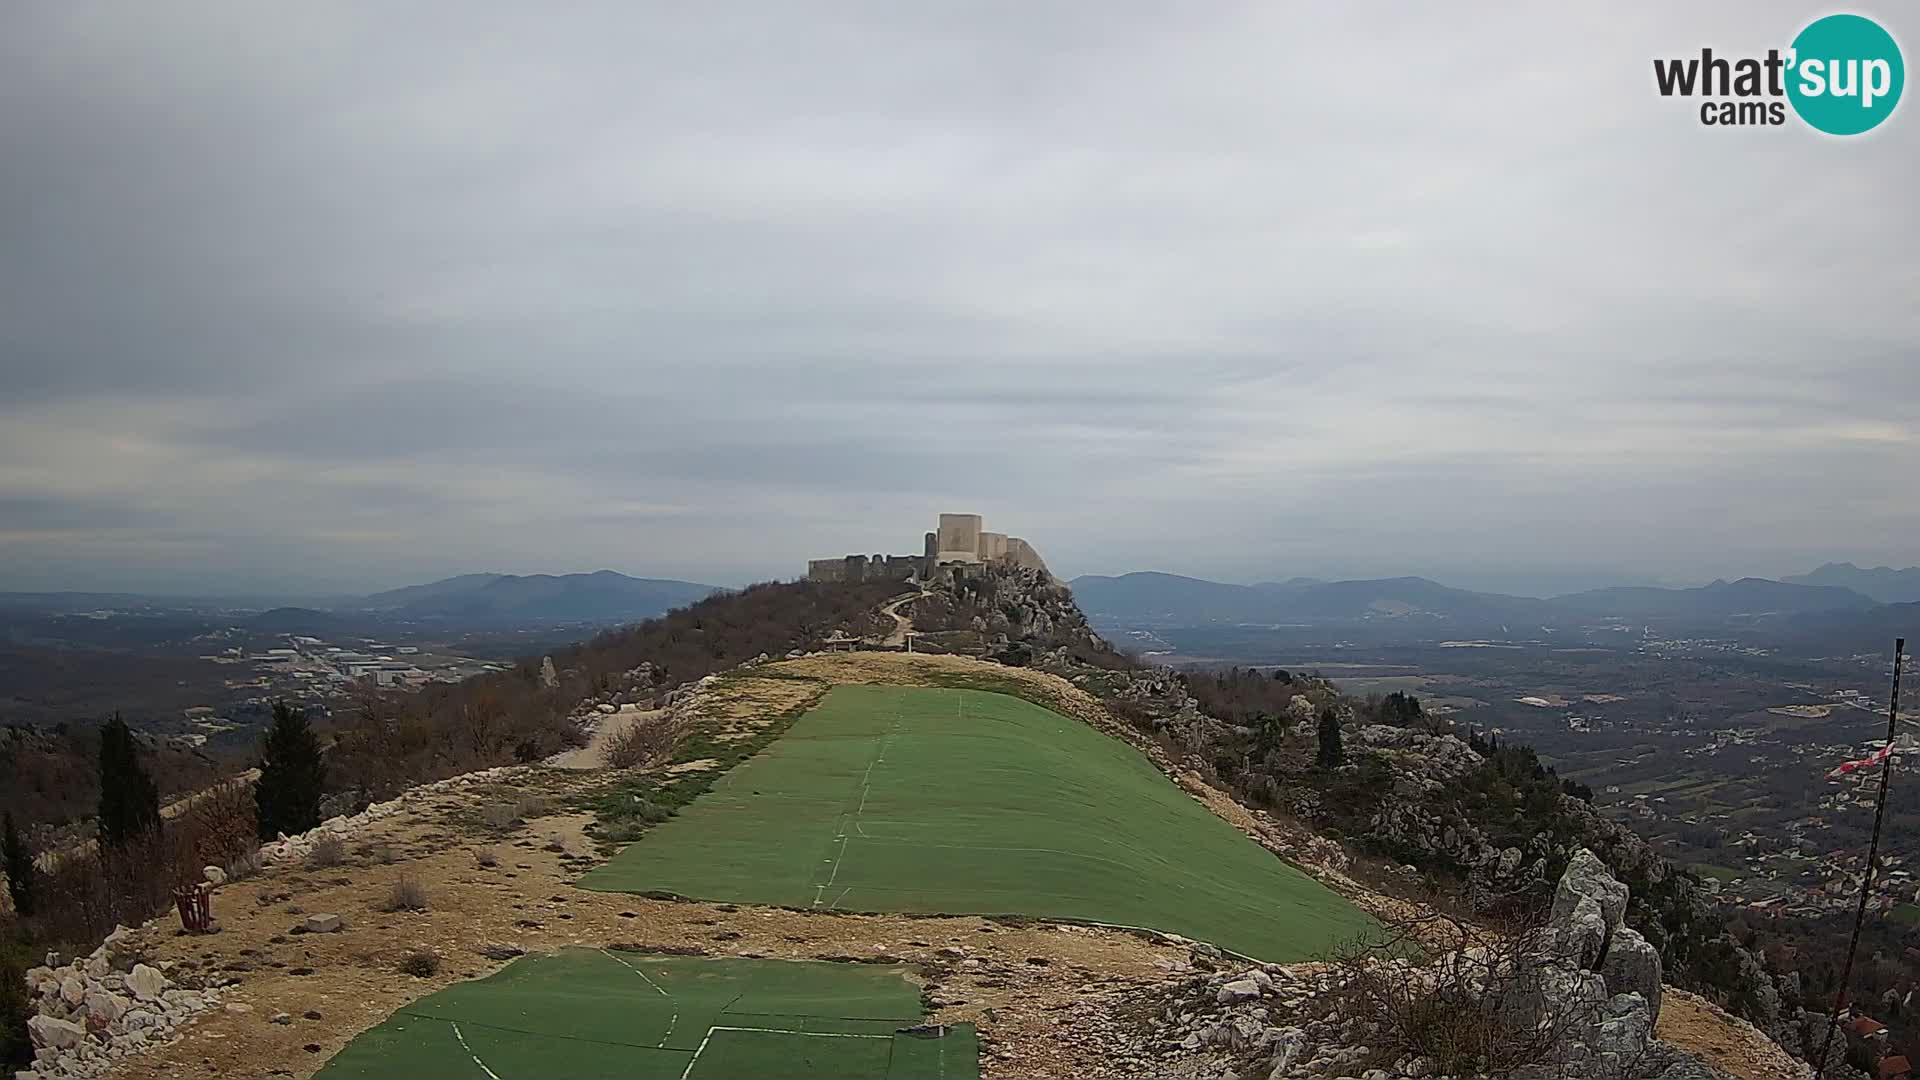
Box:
[876,590,926,647]
[547,705,665,769]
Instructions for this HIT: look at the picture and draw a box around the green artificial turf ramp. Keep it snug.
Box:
[579,684,1375,960]
[314,950,974,1080]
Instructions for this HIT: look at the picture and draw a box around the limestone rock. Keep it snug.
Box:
[126,964,167,1001]
[26,1016,85,1050]
[1600,926,1664,1022]
[1215,978,1262,1004]
[1552,847,1628,935]
[1591,992,1654,1061]
[1559,893,1609,970]
[84,991,128,1025]
[203,864,227,886]
[304,913,343,933]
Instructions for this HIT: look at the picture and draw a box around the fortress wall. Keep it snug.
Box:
[1004,538,1048,574]
[812,515,1041,581]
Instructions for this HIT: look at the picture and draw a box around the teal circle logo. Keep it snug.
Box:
[1787,14,1904,135]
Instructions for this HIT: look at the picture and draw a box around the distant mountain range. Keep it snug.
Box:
[1068,571,1880,629]
[349,571,719,624]
[1783,562,1920,604]
[0,571,722,632]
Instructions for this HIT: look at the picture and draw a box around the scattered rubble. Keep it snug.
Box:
[17,927,220,1079]
[259,765,524,864]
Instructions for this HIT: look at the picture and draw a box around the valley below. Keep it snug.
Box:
[1126,625,1910,923]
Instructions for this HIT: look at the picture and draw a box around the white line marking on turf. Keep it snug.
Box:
[814,718,899,908]
[677,1025,891,1080]
[601,949,678,1047]
[451,1022,504,1080]
[819,835,851,893]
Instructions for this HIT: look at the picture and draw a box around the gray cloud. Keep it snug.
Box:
[1,1,1916,595]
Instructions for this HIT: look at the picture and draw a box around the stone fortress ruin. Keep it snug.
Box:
[806,513,1047,583]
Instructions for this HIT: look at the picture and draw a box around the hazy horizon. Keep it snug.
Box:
[3,3,1915,596]
[1,554,1904,604]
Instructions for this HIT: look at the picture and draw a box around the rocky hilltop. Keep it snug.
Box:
[911,562,1839,1078]
[1144,850,1741,1079]
[5,570,1830,1080]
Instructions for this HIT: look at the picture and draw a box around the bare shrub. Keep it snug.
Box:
[363,842,399,866]
[513,795,552,820]
[381,875,428,913]
[478,804,519,831]
[604,715,687,770]
[180,780,257,868]
[473,847,498,869]
[223,848,264,882]
[398,950,439,977]
[1324,904,1595,1079]
[304,834,346,870]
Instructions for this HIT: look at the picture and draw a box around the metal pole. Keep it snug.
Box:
[1816,637,1905,1079]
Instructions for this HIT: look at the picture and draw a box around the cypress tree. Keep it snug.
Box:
[255,702,326,840]
[2,812,32,917]
[1316,707,1345,769]
[97,714,161,847]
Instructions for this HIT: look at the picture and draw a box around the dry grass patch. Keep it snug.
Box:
[380,875,428,913]
[604,714,688,769]
[305,834,347,870]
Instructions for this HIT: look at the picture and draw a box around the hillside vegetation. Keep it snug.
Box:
[325,579,898,798]
[914,563,1818,1061]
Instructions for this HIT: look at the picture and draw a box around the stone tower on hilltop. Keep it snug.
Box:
[808,512,1046,583]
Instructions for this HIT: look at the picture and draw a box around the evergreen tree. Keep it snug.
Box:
[1316,707,1345,769]
[97,714,161,847]
[255,702,326,840]
[2,812,33,917]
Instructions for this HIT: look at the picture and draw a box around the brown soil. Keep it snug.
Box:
[1656,987,1809,1080]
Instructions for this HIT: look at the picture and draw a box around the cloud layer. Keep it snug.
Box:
[2,2,1915,594]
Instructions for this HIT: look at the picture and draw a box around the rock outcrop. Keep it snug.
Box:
[1143,851,1739,1080]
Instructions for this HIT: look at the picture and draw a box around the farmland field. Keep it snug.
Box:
[314,950,973,1080]
[580,684,1373,960]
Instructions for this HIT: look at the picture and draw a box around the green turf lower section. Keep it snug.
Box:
[578,684,1375,960]
[314,951,975,1080]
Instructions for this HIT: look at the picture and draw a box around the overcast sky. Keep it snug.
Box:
[2,3,1915,597]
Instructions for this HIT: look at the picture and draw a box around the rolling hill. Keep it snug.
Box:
[1070,570,1878,629]
[352,571,719,624]
[1552,577,1877,618]
[1785,562,1920,604]
[1069,571,1544,626]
